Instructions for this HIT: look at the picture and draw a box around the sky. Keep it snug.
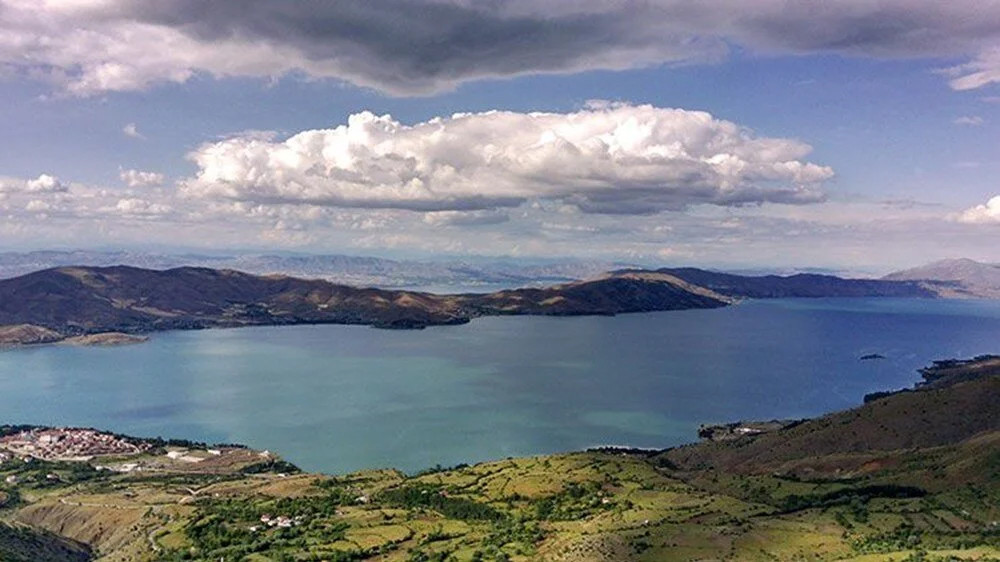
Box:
[0,0,998,272]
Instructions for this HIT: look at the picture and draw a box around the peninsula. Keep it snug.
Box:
[0,264,938,347]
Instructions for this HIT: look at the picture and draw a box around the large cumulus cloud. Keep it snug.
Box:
[180,104,833,215]
[2,0,1000,96]
[957,195,1000,224]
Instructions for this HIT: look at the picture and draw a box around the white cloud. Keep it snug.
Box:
[111,197,172,216]
[181,104,832,215]
[0,172,176,223]
[119,168,164,187]
[957,195,1000,224]
[0,170,996,270]
[25,199,52,212]
[122,123,144,139]
[25,173,66,192]
[945,47,1000,91]
[423,210,510,227]
[0,173,67,193]
[1,1,999,96]
[953,115,985,126]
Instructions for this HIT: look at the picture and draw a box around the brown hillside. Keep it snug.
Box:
[661,360,1000,475]
[0,265,731,337]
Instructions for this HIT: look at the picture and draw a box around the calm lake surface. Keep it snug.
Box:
[1,298,998,474]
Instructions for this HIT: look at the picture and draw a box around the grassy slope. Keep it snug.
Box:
[660,370,1000,476]
[0,521,91,562]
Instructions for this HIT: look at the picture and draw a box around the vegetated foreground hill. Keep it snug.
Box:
[660,355,1000,476]
[884,257,1000,298]
[2,356,1000,561]
[658,267,940,298]
[0,523,91,562]
[0,266,732,344]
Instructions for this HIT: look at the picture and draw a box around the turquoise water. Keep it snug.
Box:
[1,298,998,474]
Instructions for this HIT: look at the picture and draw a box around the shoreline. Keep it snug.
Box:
[0,331,149,351]
[7,293,996,354]
[3,355,993,476]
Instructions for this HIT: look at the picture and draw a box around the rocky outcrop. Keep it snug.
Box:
[0,324,65,347]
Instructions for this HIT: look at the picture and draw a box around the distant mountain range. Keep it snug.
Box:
[655,267,937,298]
[0,259,968,347]
[0,250,630,290]
[883,257,1000,298]
[4,251,996,299]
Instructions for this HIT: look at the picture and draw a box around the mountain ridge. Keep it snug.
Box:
[884,257,1000,298]
[646,267,938,298]
[0,250,632,289]
[0,265,733,344]
[0,261,978,347]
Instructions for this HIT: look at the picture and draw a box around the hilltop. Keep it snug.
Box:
[1,356,998,561]
[657,267,938,299]
[884,258,1000,299]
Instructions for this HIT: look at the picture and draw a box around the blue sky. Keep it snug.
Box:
[0,1,998,271]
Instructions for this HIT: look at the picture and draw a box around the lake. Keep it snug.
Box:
[1,298,998,474]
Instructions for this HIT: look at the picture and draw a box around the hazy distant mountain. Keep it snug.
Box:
[653,267,937,298]
[883,258,1000,298]
[0,250,628,290]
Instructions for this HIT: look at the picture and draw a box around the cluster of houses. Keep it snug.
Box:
[164,448,222,463]
[3,471,60,485]
[249,513,304,532]
[0,428,148,461]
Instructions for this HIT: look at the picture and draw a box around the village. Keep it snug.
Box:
[0,427,150,461]
[0,426,286,482]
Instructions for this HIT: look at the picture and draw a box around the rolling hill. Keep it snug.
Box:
[656,267,938,298]
[884,258,1000,298]
[0,523,91,562]
[659,356,1000,477]
[0,266,732,344]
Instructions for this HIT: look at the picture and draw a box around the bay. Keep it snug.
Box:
[1,297,998,474]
